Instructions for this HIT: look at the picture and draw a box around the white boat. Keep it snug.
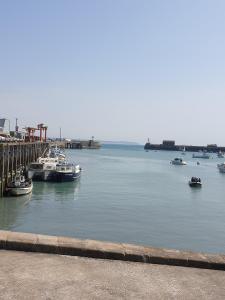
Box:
[192,151,210,159]
[28,152,65,181]
[171,158,187,165]
[217,151,225,158]
[28,159,58,181]
[181,146,186,155]
[217,163,225,173]
[6,171,33,196]
[49,145,66,160]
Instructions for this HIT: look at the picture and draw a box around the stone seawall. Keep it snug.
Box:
[0,230,224,270]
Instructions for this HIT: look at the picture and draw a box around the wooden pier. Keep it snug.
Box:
[0,142,49,197]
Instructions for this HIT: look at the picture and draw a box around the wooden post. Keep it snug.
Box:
[1,144,5,196]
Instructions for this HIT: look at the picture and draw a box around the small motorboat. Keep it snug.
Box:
[217,163,225,173]
[189,177,202,187]
[6,170,33,196]
[171,158,187,165]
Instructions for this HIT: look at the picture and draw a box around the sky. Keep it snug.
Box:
[0,0,225,145]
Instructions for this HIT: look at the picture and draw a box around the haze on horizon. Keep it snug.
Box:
[0,0,225,146]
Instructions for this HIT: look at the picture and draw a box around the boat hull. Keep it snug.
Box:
[49,170,81,182]
[28,170,56,181]
[7,184,33,196]
[189,182,202,188]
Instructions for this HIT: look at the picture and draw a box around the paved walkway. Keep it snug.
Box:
[0,250,225,299]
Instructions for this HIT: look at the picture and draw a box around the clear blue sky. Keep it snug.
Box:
[0,0,225,145]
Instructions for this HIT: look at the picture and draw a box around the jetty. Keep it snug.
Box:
[0,142,49,196]
[144,140,225,153]
[65,139,101,149]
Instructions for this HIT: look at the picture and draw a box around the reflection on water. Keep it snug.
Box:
[33,180,81,201]
[0,193,32,230]
[0,180,81,231]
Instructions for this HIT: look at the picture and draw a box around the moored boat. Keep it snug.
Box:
[28,158,58,181]
[50,163,82,182]
[6,171,33,196]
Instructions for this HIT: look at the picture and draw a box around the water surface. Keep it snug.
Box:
[1,144,225,254]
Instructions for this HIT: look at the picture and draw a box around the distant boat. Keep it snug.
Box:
[192,151,210,159]
[217,163,225,173]
[171,158,187,165]
[181,146,186,155]
[189,177,202,187]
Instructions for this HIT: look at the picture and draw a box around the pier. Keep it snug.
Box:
[0,142,49,196]
[144,140,225,153]
[65,139,101,149]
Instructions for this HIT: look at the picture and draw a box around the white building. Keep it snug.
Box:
[0,118,10,135]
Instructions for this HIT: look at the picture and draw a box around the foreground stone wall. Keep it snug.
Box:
[0,230,224,270]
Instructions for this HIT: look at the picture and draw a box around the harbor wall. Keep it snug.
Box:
[144,142,225,153]
[0,142,49,196]
[0,230,224,270]
[65,140,101,149]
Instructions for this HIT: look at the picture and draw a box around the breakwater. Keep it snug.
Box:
[65,139,101,149]
[0,142,49,196]
[144,142,225,153]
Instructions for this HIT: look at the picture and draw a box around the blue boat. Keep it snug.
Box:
[50,163,81,182]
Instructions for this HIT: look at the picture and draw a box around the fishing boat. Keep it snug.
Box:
[189,177,202,187]
[192,151,210,159]
[171,158,187,165]
[6,171,33,196]
[50,163,82,182]
[28,157,59,181]
[28,150,65,181]
[217,163,225,173]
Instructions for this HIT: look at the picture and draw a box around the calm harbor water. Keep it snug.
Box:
[1,144,225,254]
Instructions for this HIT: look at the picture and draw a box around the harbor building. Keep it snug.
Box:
[0,118,10,136]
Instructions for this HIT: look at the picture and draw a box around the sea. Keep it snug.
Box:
[1,144,225,254]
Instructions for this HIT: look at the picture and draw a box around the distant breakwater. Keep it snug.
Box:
[65,140,101,149]
[144,142,225,153]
